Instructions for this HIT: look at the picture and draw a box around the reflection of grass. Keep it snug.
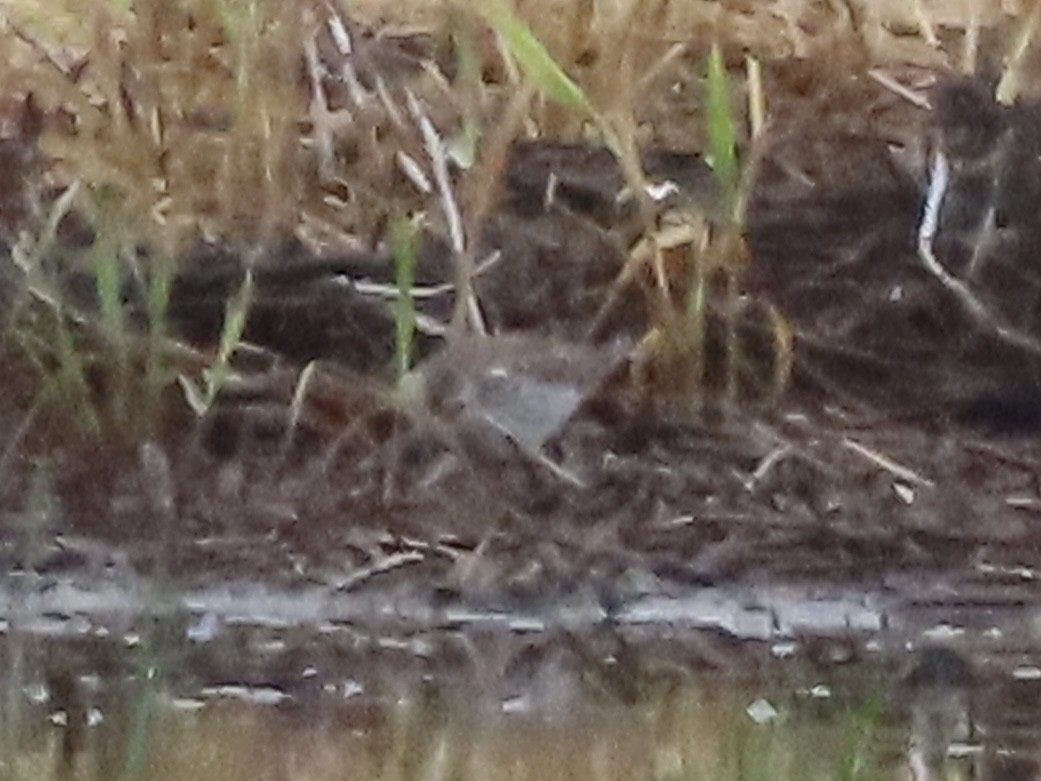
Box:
[0,463,62,781]
[836,695,887,781]
[0,663,902,781]
[118,615,180,781]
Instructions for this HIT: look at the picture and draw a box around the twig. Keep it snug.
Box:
[843,437,934,487]
[407,90,464,255]
[867,69,931,109]
[917,150,1041,357]
[303,24,355,182]
[911,0,940,48]
[335,551,426,592]
[405,89,486,335]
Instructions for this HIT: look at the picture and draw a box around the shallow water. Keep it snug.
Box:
[2,593,1041,781]
[0,640,891,781]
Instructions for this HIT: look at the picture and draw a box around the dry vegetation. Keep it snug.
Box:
[1,0,1024,254]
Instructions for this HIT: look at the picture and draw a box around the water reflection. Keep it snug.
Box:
[3,623,1040,781]
[903,646,976,781]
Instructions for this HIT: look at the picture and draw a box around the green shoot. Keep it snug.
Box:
[145,258,174,399]
[705,43,741,225]
[471,0,594,113]
[179,269,252,416]
[50,306,102,436]
[93,235,125,348]
[391,214,420,381]
[468,0,633,176]
[91,227,129,421]
[835,694,885,781]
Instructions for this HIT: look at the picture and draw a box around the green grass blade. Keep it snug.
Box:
[147,261,172,344]
[145,259,173,396]
[391,215,419,380]
[51,309,101,436]
[216,269,252,365]
[91,233,131,422]
[177,375,207,417]
[472,0,593,112]
[705,43,740,223]
[93,237,124,346]
[179,269,253,417]
[203,268,253,408]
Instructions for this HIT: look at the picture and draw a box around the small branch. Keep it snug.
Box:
[335,551,426,592]
[843,437,934,488]
[917,150,1041,357]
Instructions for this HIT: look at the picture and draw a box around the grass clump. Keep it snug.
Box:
[469,1,792,414]
[5,0,309,252]
[0,0,314,453]
[627,44,791,416]
[0,0,801,471]
[0,0,1010,471]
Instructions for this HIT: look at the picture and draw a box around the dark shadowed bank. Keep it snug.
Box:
[2,71,1041,619]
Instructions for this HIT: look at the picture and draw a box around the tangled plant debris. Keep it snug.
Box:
[0,0,1040,611]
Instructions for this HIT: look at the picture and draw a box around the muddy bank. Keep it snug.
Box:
[1,5,1041,641]
[6,85,1041,608]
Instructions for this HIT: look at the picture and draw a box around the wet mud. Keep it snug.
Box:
[5,69,1041,618]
